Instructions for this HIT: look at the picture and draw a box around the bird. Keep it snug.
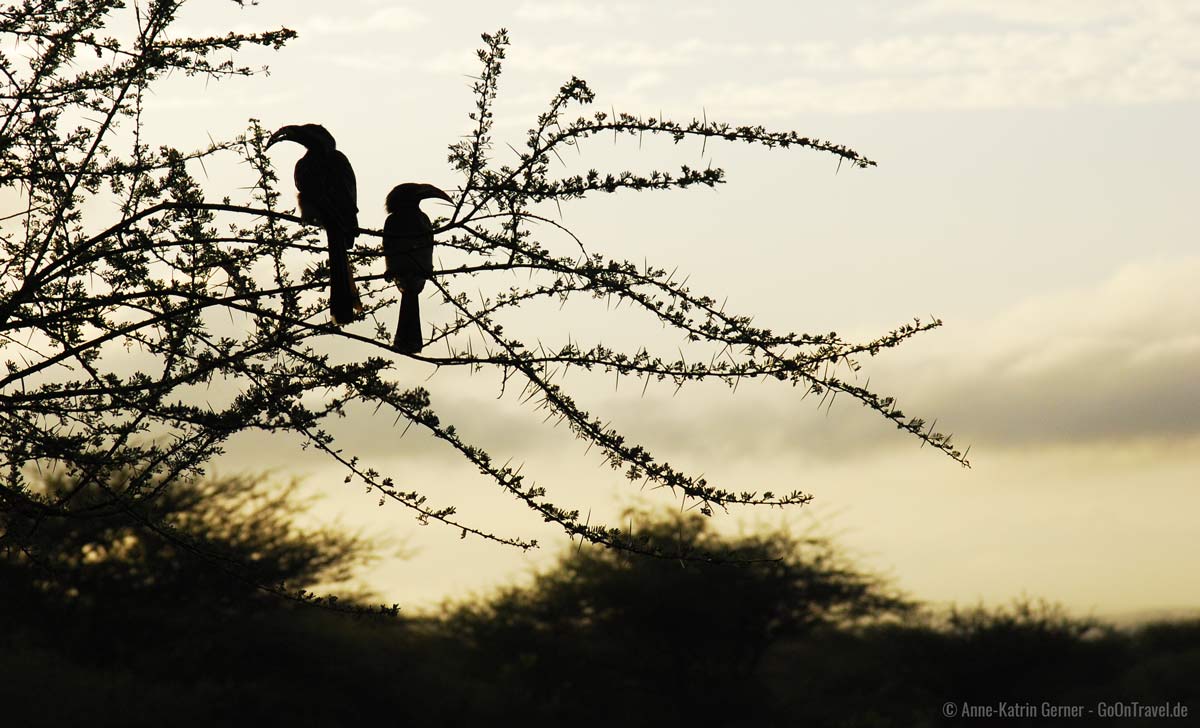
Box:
[383,183,452,353]
[266,123,362,326]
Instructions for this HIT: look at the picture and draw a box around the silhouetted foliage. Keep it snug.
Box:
[767,604,1197,728]
[443,509,914,725]
[0,1,970,596]
[1,478,1196,727]
[1,470,387,726]
[1,471,368,612]
[0,471,374,685]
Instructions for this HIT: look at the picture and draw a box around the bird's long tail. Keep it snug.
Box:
[326,233,362,326]
[394,288,422,353]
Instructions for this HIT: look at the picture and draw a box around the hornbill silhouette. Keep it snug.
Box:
[383,183,452,353]
[266,123,362,325]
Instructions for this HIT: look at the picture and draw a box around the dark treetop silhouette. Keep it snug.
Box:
[0,1,970,606]
[266,123,363,325]
[383,183,453,353]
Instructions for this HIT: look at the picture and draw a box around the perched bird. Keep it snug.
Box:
[266,123,362,325]
[383,183,452,353]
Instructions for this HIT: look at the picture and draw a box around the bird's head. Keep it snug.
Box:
[266,123,338,151]
[385,183,453,213]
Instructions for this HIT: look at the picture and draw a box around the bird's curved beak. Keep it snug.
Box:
[265,127,290,149]
[421,185,453,203]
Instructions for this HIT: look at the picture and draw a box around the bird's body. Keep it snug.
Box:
[383,183,452,353]
[267,123,362,325]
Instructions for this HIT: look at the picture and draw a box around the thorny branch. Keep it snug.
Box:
[1,10,967,605]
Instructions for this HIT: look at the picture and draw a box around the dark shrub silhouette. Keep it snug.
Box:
[1,473,385,727]
[442,510,913,726]
[3,479,1196,727]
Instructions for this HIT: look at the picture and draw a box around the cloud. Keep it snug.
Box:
[901,0,1195,27]
[305,1,1198,115]
[310,52,418,74]
[301,8,427,36]
[514,2,643,24]
[146,89,300,109]
[504,39,705,71]
[408,38,709,82]
[699,20,1200,115]
[625,70,666,94]
[914,257,1200,448]
[490,255,1200,463]
[433,5,1199,115]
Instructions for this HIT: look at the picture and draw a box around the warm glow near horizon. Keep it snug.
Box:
[77,0,1200,616]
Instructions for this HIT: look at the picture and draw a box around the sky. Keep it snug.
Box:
[114,0,1200,615]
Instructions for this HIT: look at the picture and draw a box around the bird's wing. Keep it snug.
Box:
[323,149,359,245]
[384,208,435,288]
[293,154,319,223]
[415,210,434,280]
[295,149,358,247]
[383,213,403,280]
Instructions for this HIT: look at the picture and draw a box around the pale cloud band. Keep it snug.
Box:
[915,256,1200,448]
[500,255,1200,463]
[432,1,1200,114]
